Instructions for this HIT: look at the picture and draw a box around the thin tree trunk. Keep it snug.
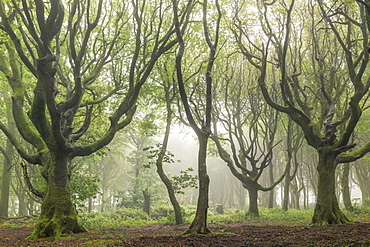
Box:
[354,164,370,206]
[88,197,93,213]
[18,189,28,216]
[0,94,15,218]
[340,163,353,211]
[101,185,107,213]
[268,163,275,208]
[0,145,12,217]
[156,164,183,224]
[155,87,183,224]
[185,136,211,234]
[142,188,150,215]
[282,165,291,211]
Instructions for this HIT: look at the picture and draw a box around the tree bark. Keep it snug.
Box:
[28,153,86,239]
[312,150,349,225]
[88,197,93,213]
[268,164,275,209]
[246,185,259,217]
[18,189,28,216]
[282,164,291,211]
[0,145,12,218]
[340,163,353,211]
[154,79,183,224]
[0,93,15,218]
[142,188,150,215]
[184,136,211,233]
[156,165,183,224]
[354,163,370,206]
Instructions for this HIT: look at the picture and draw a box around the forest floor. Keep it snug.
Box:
[1,216,370,246]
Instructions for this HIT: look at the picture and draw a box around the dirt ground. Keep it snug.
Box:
[1,220,370,246]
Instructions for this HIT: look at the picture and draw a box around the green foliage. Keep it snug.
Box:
[70,170,100,208]
[150,205,174,217]
[143,143,179,168]
[115,189,144,209]
[138,113,159,137]
[255,208,313,226]
[1,219,34,228]
[170,168,198,194]
[79,208,150,229]
[208,209,245,223]
[343,206,370,222]
[144,144,198,194]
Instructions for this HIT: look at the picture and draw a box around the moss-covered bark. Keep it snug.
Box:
[28,153,86,239]
[29,185,86,239]
[246,186,259,217]
[311,150,349,225]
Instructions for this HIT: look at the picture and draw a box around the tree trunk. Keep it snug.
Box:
[185,136,211,234]
[156,164,183,224]
[18,190,28,216]
[246,185,259,217]
[101,185,107,213]
[294,190,300,210]
[0,146,12,217]
[282,151,294,211]
[312,150,349,225]
[155,92,183,225]
[282,175,290,211]
[268,163,275,208]
[28,153,86,239]
[28,198,35,215]
[0,95,15,218]
[88,197,93,213]
[354,163,370,206]
[340,163,353,211]
[142,188,150,215]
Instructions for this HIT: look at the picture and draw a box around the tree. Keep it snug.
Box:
[281,117,303,211]
[233,0,370,224]
[0,0,185,238]
[148,61,184,224]
[211,55,286,217]
[0,91,15,217]
[354,158,370,206]
[173,0,221,233]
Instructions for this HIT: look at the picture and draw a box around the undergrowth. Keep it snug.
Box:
[6,206,368,230]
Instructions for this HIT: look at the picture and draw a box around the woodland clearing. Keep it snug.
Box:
[1,211,369,246]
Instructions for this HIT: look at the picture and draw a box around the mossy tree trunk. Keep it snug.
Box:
[29,152,86,239]
[245,185,259,217]
[312,150,349,225]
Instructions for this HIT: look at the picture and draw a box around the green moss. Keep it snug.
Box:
[28,184,87,240]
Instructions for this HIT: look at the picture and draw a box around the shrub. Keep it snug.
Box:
[79,208,150,229]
